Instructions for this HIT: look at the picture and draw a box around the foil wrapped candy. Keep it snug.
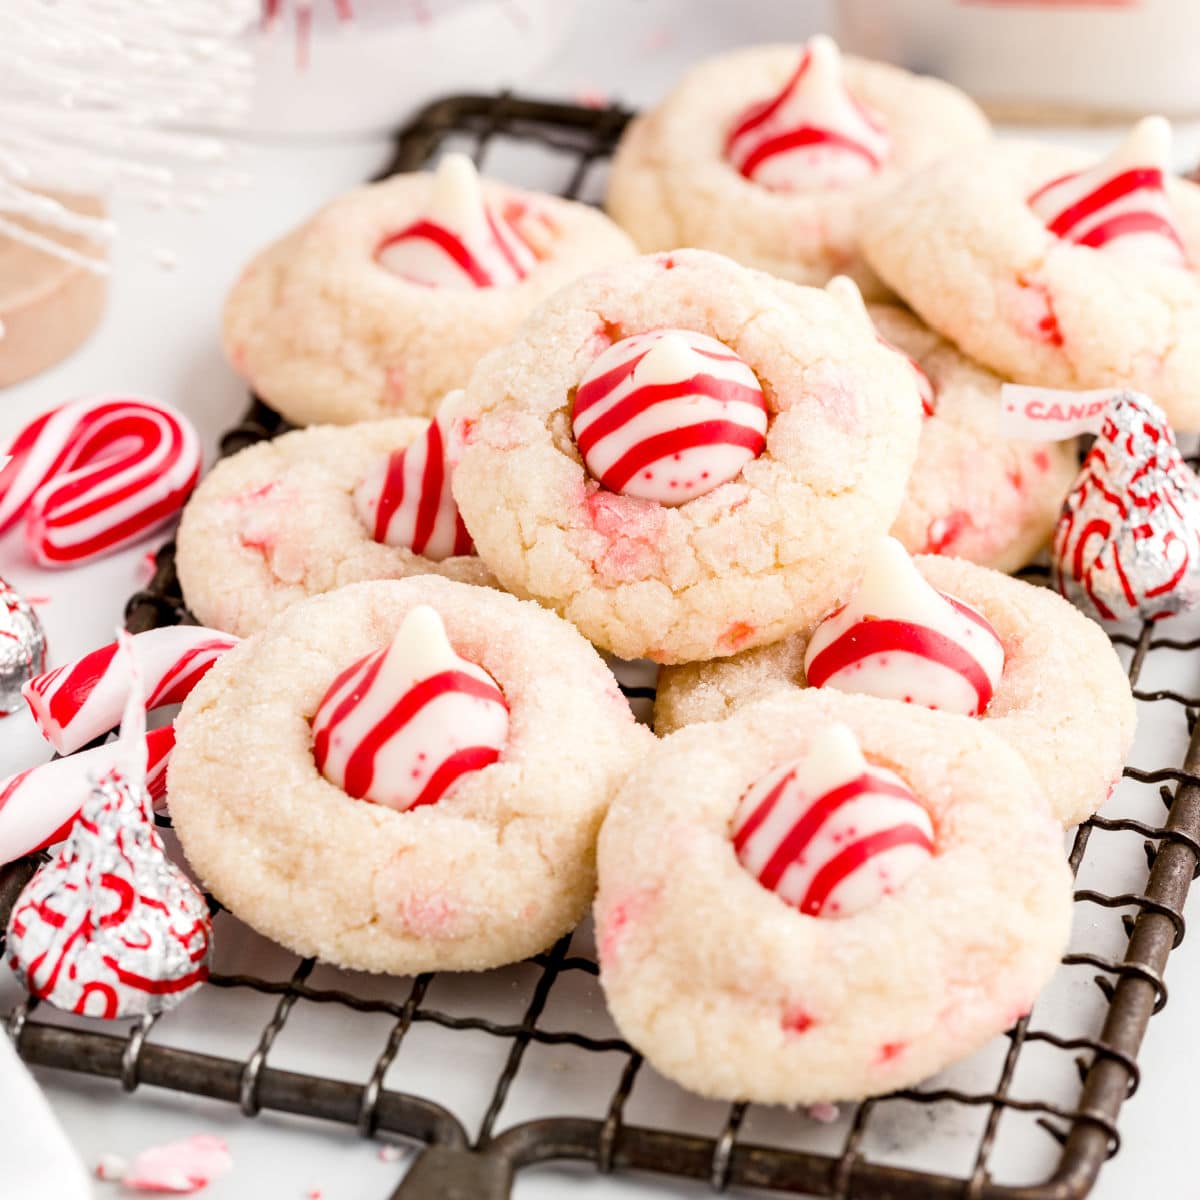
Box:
[1053,390,1200,622]
[5,634,211,1018]
[0,576,46,715]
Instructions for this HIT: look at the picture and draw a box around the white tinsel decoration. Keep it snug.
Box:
[0,0,258,273]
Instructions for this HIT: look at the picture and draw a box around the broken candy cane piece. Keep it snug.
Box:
[732,723,934,918]
[804,537,1005,717]
[123,1135,232,1194]
[0,395,202,566]
[23,626,239,755]
[375,153,536,288]
[1028,116,1188,268]
[572,328,768,505]
[312,605,508,811]
[725,35,890,191]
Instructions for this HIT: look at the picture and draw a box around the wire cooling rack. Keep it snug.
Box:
[4,93,1200,1200]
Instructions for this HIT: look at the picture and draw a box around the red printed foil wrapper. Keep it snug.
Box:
[1053,390,1200,622]
[5,767,211,1018]
[0,577,46,715]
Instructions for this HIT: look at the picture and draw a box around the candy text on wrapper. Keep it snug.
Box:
[805,537,1005,717]
[0,396,202,566]
[312,605,508,811]
[732,723,934,918]
[572,328,768,506]
[725,35,890,191]
[375,153,536,288]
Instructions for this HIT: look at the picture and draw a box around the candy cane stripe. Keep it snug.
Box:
[799,824,936,917]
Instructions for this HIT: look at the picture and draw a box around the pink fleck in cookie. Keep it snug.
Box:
[451,250,923,665]
[223,153,636,426]
[861,117,1200,431]
[176,407,492,637]
[596,688,1072,1104]
[863,298,1078,572]
[168,576,650,973]
[656,538,1135,827]
[606,36,989,299]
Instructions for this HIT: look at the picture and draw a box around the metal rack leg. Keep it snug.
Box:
[389,1144,512,1200]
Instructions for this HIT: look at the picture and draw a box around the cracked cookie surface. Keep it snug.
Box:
[176,420,494,637]
[873,304,1078,572]
[596,688,1072,1104]
[656,554,1135,827]
[169,576,651,973]
[452,249,924,664]
[223,173,635,425]
[606,43,989,299]
[861,139,1200,430]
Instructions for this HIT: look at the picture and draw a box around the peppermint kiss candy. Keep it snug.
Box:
[312,604,508,811]
[805,537,1005,716]
[1054,390,1200,622]
[354,402,473,561]
[0,395,203,566]
[1028,116,1188,268]
[0,576,47,715]
[572,329,768,505]
[732,723,934,918]
[375,153,537,288]
[0,726,174,865]
[5,765,211,1018]
[725,35,891,191]
[24,626,239,755]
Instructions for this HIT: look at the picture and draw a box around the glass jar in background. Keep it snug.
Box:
[837,0,1200,121]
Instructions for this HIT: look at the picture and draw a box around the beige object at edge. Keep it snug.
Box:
[872,303,1078,572]
[222,171,635,426]
[176,417,493,637]
[606,42,990,299]
[452,250,923,665]
[860,137,1200,431]
[0,192,107,387]
[169,576,651,973]
[596,688,1073,1104]
[656,554,1135,828]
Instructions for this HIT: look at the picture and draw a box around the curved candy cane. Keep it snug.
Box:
[0,395,202,566]
[23,626,239,755]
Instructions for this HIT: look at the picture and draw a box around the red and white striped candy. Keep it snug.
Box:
[0,725,175,865]
[0,395,203,566]
[354,400,474,561]
[312,604,508,812]
[376,153,536,289]
[23,626,239,756]
[732,723,934,918]
[572,329,768,505]
[725,35,891,191]
[1028,116,1187,268]
[804,537,1005,717]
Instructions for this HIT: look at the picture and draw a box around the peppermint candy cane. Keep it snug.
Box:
[0,726,174,865]
[24,626,238,755]
[0,395,202,566]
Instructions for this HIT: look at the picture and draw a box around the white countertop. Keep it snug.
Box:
[3,3,1199,1198]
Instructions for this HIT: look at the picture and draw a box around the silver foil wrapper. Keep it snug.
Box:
[0,577,46,715]
[5,768,211,1018]
[1053,390,1200,622]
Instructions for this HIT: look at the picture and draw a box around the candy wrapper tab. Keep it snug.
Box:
[1053,390,1200,622]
